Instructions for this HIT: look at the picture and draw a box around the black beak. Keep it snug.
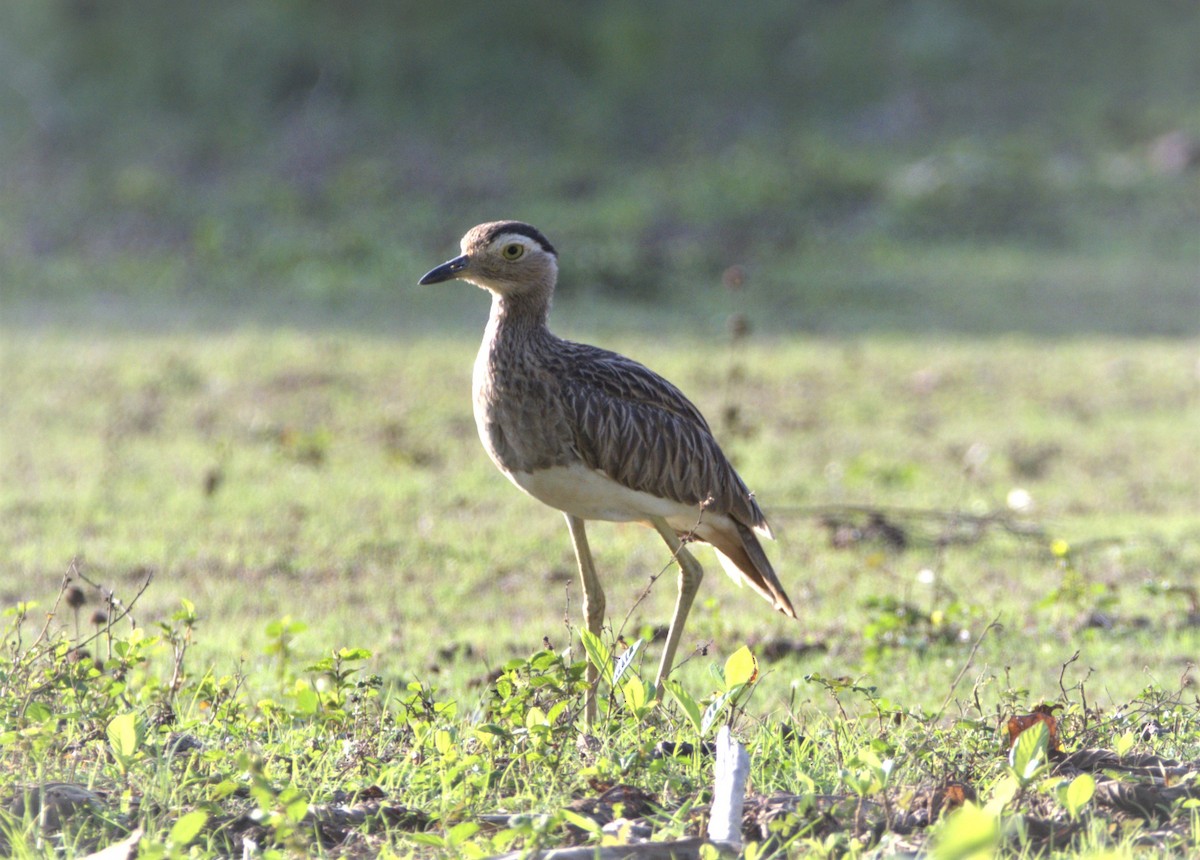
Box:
[418,254,470,285]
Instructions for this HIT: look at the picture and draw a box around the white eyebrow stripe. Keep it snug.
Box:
[491,233,539,249]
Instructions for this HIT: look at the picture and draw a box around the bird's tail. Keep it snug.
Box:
[707,520,797,618]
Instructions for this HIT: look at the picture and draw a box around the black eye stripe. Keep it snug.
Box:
[482,222,557,257]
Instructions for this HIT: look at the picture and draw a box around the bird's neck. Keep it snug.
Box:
[483,290,552,346]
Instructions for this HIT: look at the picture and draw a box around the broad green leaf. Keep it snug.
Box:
[931,801,1001,860]
[1008,720,1048,783]
[985,774,1018,814]
[1114,730,1136,757]
[447,821,480,845]
[338,647,372,660]
[292,687,319,715]
[547,700,569,725]
[25,702,53,724]
[1060,773,1095,819]
[107,712,144,760]
[579,630,612,685]
[211,780,240,800]
[724,645,758,689]
[621,675,646,712]
[664,679,703,733]
[285,796,309,823]
[168,810,208,846]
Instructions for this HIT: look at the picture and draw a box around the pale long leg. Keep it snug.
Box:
[649,516,704,694]
[565,514,604,725]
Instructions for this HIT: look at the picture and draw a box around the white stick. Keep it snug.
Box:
[707,725,749,849]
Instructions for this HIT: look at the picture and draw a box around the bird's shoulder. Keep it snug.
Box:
[543,336,765,526]
[546,337,711,430]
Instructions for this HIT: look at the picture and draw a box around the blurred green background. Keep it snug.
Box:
[2,0,1197,335]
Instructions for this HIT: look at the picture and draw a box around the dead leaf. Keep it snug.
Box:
[1006,707,1061,751]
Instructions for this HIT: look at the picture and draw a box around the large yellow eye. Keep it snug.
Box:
[501,243,525,261]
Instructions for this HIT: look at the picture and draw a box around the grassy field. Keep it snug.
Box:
[2,321,1198,856]
[2,2,1198,854]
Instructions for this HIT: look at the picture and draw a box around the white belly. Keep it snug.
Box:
[505,461,763,594]
[505,461,731,536]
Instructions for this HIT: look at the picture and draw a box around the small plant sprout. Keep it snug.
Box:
[579,629,653,723]
[841,745,897,827]
[264,616,308,684]
[665,645,760,738]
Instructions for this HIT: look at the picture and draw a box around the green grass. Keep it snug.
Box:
[3,3,1198,853]
[2,324,1198,856]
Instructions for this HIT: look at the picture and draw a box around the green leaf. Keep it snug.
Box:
[579,629,612,685]
[338,647,372,660]
[561,810,602,834]
[1008,720,1049,783]
[25,702,53,724]
[408,832,446,847]
[172,598,197,623]
[285,796,309,823]
[1114,730,1136,757]
[663,679,703,734]
[723,645,758,689]
[701,689,735,737]
[211,780,240,800]
[292,687,319,715]
[476,724,512,740]
[107,712,144,760]
[984,774,1018,814]
[1060,773,1095,819]
[447,821,480,846]
[931,802,1001,860]
[547,700,569,725]
[621,675,646,712]
[168,810,208,846]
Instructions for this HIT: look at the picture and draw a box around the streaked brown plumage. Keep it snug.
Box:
[419,221,796,722]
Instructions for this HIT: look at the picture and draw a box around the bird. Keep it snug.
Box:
[418,221,796,722]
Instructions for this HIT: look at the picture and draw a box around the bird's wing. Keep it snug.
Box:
[557,342,769,533]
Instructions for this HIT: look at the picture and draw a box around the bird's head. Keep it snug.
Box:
[418,221,558,298]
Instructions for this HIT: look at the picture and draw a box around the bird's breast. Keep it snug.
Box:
[472,340,573,475]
